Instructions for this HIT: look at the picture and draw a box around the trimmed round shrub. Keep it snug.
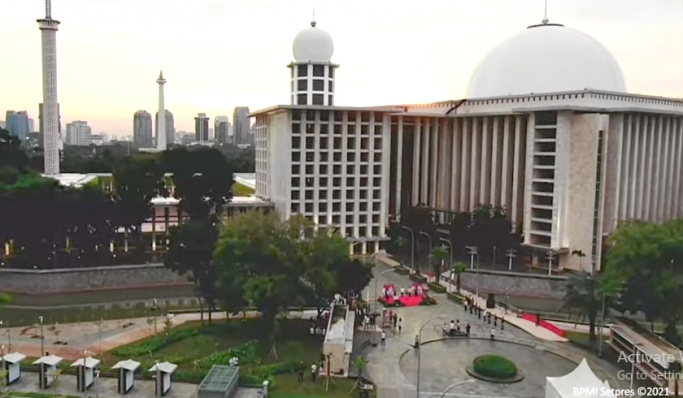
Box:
[473,355,518,379]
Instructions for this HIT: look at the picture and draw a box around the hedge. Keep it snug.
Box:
[427,282,446,294]
[113,326,201,356]
[447,292,465,304]
[395,267,410,275]
[409,274,427,283]
[473,355,518,379]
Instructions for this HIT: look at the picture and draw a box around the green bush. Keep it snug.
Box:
[410,274,427,283]
[427,282,446,293]
[200,340,259,366]
[473,355,518,379]
[419,296,436,306]
[395,267,410,275]
[113,327,201,356]
[447,292,464,304]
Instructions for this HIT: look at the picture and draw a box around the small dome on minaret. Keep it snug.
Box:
[292,20,334,63]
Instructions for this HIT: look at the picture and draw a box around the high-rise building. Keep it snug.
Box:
[195,113,209,142]
[65,120,92,146]
[156,110,175,146]
[37,0,61,175]
[4,111,30,141]
[233,107,250,145]
[214,116,230,144]
[133,110,153,147]
[28,118,35,133]
[156,71,167,150]
[252,17,683,272]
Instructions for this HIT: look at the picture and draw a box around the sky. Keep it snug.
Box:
[2,0,683,137]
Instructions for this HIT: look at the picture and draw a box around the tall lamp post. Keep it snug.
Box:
[0,320,9,352]
[416,314,446,398]
[419,231,432,273]
[372,266,394,347]
[546,251,556,276]
[466,246,479,298]
[38,316,44,357]
[401,226,415,271]
[439,238,453,290]
[506,249,516,271]
[151,299,159,335]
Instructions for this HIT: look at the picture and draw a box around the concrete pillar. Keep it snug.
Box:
[469,117,480,209]
[412,118,421,206]
[511,116,524,227]
[460,118,471,211]
[450,118,461,211]
[501,116,511,210]
[431,119,439,208]
[396,116,404,214]
[421,119,430,205]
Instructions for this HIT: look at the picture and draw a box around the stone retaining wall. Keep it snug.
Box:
[0,264,191,294]
[458,269,567,300]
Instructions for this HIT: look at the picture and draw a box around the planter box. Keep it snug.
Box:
[447,292,465,304]
[427,282,446,294]
[395,267,410,275]
[409,274,427,283]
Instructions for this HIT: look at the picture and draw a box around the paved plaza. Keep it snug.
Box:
[362,260,631,398]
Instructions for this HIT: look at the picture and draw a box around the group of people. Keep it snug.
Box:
[442,320,470,337]
[463,296,505,330]
[382,283,424,300]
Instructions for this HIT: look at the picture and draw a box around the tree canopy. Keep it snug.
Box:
[213,211,372,342]
[603,219,683,344]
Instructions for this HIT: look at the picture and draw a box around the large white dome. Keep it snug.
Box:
[466,23,627,99]
[293,22,334,63]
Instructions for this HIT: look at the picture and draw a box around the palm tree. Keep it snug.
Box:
[452,262,467,294]
[431,245,449,283]
[563,272,601,343]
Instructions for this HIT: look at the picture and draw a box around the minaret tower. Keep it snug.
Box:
[156,71,167,150]
[289,17,338,106]
[37,0,61,175]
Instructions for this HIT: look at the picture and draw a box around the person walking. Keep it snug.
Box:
[381,331,386,346]
[466,323,471,337]
[298,361,305,382]
[398,318,402,334]
[414,335,420,350]
[490,327,495,341]
[311,362,318,381]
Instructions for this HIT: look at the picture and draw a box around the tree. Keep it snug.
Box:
[563,272,602,343]
[113,154,163,252]
[604,219,683,345]
[166,219,220,324]
[452,262,467,294]
[671,361,682,397]
[430,245,449,282]
[213,212,366,356]
[350,356,368,393]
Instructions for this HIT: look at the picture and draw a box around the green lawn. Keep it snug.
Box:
[102,319,369,397]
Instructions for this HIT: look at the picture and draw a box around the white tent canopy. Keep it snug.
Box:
[546,358,610,398]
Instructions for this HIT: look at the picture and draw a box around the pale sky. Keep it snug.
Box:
[3,0,683,137]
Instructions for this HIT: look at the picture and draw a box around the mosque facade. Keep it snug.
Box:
[251,18,683,272]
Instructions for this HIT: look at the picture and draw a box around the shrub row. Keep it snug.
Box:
[447,292,465,304]
[112,327,201,356]
[394,267,410,275]
[409,274,427,283]
[427,282,446,294]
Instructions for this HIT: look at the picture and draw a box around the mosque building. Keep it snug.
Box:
[251,16,683,273]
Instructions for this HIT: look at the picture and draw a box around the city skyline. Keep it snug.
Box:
[2,0,682,137]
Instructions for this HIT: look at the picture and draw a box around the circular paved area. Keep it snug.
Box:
[399,339,576,397]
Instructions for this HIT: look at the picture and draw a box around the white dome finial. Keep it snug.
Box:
[311,5,316,27]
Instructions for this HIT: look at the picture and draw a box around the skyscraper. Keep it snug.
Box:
[156,71,167,150]
[232,107,250,145]
[156,110,175,146]
[194,113,209,142]
[214,116,230,144]
[4,111,30,141]
[133,110,153,147]
[37,0,61,175]
[65,120,91,146]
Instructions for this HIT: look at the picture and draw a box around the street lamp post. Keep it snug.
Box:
[439,239,453,291]
[372,266,394,347]
[506,249,516,271]
[151,299,159,335]
[401,226,415,271]
[416,314,446,398]
[419,232,432,274]
[466,246,479,298]
[546,251,556,276]
[38,316,44,357]
[598,291,606,357]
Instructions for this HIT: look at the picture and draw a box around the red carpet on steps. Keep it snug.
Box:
[382,295,423,307]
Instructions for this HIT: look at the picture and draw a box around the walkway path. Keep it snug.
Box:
[2,309,318,360]
[365,258,630,398]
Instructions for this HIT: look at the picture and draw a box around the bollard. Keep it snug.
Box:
[262,380,269,397]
